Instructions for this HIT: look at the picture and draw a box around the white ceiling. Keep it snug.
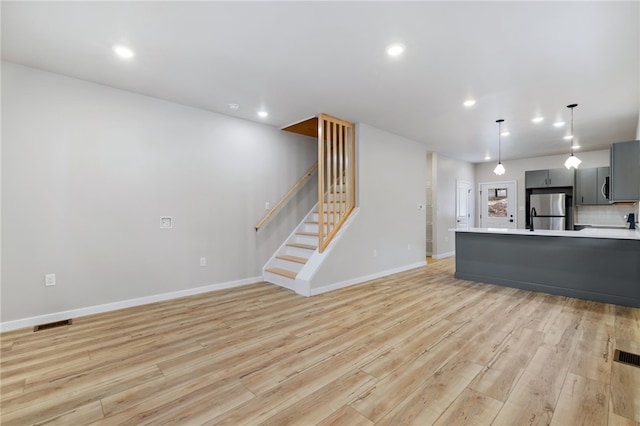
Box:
[2,1,639,163]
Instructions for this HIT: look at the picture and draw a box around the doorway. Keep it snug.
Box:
[479,181,517,228]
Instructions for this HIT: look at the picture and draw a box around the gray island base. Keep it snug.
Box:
[455,229,640,308]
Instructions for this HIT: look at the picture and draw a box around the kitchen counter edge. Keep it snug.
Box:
[452,227,640,240]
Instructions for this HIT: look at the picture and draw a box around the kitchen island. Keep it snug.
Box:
[454,227,640,307]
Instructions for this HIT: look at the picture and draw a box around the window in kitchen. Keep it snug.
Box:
[488,188,508,217]
[479,181,516,229]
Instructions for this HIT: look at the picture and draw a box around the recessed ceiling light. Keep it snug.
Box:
[572,144,581,149]
[501,131,510,136]
[563,135,573,140]
[463,100,476,107]
[228,103,240,111]
[113,45,135,59]
[257,111,268,118]
[532,116,544,123]
[553,121,566,127]
[484,155,491,160]
[386,44,405,57]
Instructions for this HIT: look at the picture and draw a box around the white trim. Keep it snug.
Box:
[0,276,262,332]
[308,261,427,296]
[432,251,455,259]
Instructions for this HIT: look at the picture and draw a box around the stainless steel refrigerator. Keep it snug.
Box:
[530,193,566,230]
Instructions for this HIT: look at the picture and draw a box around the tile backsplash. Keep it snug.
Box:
[576,203,640,227]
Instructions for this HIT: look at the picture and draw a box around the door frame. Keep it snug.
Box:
[478,180,518,228]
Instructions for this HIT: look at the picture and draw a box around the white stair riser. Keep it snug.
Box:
[323,202,347,208]
[301,223,319,233]
[264,271,296,290]
[285,246,316,258]
[311,213,342,223]
[275,258,305,273]
[295,234,319,246]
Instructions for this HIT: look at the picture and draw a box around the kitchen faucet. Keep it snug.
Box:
[530,207,537,231]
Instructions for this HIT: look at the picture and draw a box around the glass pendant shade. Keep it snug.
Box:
[564,154,581,169]
[494,162,506,175]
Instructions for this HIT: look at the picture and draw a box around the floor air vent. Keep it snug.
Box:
[614,349,640,368]
[34,319,72,332]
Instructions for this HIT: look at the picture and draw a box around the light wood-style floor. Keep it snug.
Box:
[1,258,639,425]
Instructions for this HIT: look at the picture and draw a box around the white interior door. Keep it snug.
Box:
[456,180,471,230]
[479,181,517,228]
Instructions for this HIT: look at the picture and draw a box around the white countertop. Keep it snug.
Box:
[454,227,640,240]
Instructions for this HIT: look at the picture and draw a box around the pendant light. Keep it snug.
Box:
[564,103,582,169]
[494,119,506,175]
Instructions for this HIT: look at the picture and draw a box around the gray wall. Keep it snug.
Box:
[309,123,427,289]
[1,62,317,323]
[431,153,475,257]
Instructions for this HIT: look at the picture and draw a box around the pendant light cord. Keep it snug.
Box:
[498,122,502,163]
[493,119,506,175]
[570,106,574,156]
[567,103,578,156]
[496,118,504,163]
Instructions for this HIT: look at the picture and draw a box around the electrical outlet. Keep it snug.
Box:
[45,273,56,287]
[265,202,270,210]
[200,257,206,267]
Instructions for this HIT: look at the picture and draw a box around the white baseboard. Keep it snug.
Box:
[309,261,427,296]
[432,251,455,260]
[0,276,262,333]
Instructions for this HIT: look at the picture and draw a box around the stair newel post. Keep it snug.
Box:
[349,124,355,209]
[337,122,343,216]
[326,120,331,235]
[317,115,326,252]
[331,120,337,233]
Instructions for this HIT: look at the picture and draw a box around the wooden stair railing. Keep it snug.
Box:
[281,113,356,253]
[317,114,356,252]
[255,162,318,231]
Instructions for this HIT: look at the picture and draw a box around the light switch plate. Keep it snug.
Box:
[45,273,56,287]
[160,216,173,229]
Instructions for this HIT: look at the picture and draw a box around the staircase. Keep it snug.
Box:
[260,113,355,294]
[263,193,346,292]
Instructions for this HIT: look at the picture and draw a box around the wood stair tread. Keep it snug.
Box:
[286,242,317,250]
[276,254,308,264]
[266,267,297,279]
